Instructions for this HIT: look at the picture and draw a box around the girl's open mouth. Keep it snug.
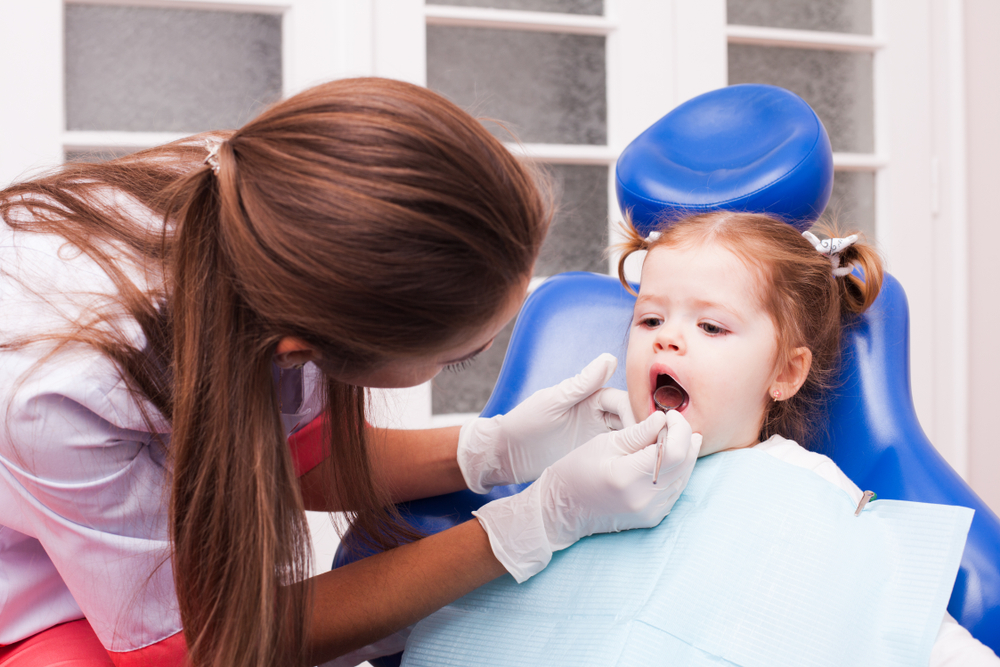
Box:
[653,374,689,412]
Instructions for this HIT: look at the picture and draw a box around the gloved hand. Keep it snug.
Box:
[473,409,702,582]
[457,353,635,494]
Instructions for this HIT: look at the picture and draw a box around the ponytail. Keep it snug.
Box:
[823,227,884,316]
[167,161,311,667]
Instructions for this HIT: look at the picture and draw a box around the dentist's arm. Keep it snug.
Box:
[300,354,634,510]
[304,518,505,663]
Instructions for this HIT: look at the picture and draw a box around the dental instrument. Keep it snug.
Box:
[652,384,687,484]
[855,490,877,516]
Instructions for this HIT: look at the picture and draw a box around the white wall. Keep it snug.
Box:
[964,0,1000,515]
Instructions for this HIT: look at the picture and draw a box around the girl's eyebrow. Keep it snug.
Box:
[636,293,729,311]
[692,298,746,323]
[444,339,494,365]
[634,294,660,308]
[635,293,746,323]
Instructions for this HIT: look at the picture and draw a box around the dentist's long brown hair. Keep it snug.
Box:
[0,78,550,666]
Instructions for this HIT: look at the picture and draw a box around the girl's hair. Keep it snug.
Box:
[616,210,883,449]
[1,78,550,666]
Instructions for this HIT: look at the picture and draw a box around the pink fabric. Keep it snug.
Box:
[289,413,329,477]
[0,620,113,667]
[108,633,186,667]
[0,620,186,667]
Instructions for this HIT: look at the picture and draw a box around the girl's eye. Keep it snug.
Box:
[445,356,479,373]
[639,316,663,328]
[699,322,728,336]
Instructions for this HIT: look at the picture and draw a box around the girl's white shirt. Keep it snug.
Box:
[756,436,999,666]
[0,200,323,652]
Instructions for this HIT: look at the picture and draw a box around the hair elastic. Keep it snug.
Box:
[204,138,223,175]
[802,231,859,277]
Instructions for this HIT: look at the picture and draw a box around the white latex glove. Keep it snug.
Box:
[473,409,702,582]
[457,353,635,494]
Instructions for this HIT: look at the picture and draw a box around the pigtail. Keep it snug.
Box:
[614,216,651,296]
[837,239,884,315]
[167,150,310,667]
[771,222,884,449]
[808,223,884,316]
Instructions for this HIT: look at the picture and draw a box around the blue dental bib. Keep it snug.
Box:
[403,449,973,667]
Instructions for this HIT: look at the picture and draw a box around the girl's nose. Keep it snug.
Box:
[653,324,685,353]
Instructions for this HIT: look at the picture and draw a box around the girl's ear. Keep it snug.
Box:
[770,347,812,401]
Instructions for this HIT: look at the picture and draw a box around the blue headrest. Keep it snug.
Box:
[616,84,834,235]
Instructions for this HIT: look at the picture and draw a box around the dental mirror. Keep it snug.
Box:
[653,384,686,412]
[651,382,688,486]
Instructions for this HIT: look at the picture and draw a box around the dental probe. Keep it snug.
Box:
[652,385,686,484]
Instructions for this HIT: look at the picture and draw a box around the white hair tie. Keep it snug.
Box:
[802,231,859,277]
[204,137,223,175]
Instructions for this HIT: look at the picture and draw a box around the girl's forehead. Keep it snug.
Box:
[643,241,753,278]
[640,242,767,305]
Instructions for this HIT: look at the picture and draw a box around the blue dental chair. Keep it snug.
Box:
[335,85,1000,662]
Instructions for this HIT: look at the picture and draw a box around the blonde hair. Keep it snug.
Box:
[616,211,883,449]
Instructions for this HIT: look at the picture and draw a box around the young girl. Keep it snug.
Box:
[403,210,998,665]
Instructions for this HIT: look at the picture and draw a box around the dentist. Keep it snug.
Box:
[0,78,699,667]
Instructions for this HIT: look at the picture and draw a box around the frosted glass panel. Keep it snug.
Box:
[536,165,609,275]
[65,147,139,163]
[66,5,282,132]
[427,26,606,145]
[728,0,872,34]
[433,319,515,415]
[728,44,874,153]
[823,170,875,240]
[433,0,603,14]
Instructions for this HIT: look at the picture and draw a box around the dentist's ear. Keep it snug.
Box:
[769,347,812,401]
[274,337,322,369]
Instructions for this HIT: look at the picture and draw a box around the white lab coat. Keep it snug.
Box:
[0,202,327,659]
